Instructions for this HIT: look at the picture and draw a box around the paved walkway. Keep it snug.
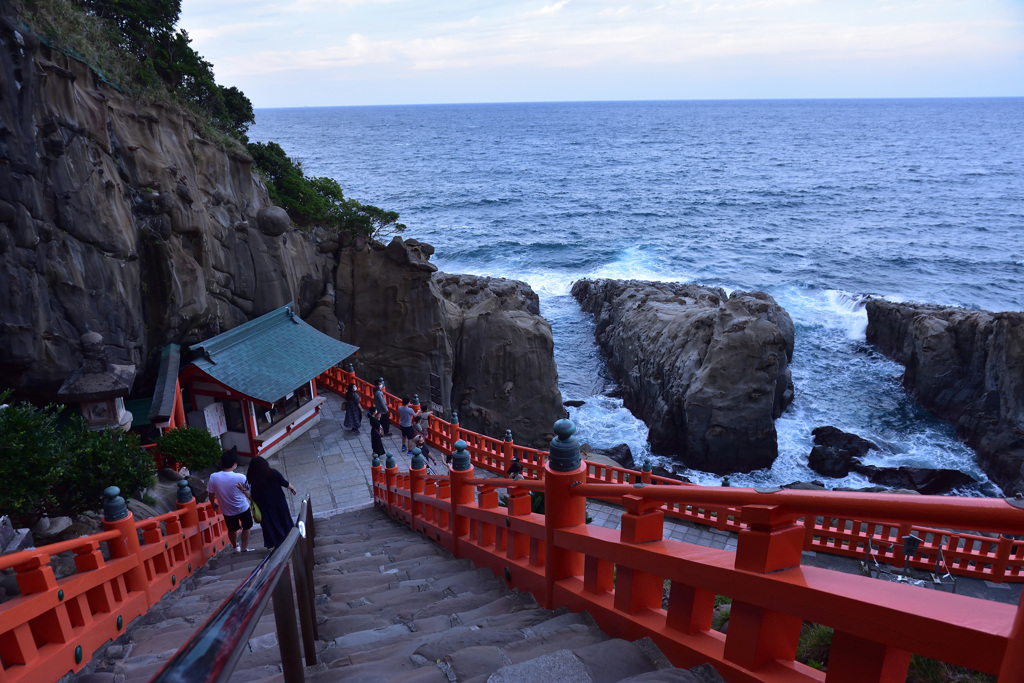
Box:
[261,392,1017,606]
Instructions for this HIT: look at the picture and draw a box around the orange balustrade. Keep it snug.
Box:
[372,439,1024,682]
[0,485,230,682]
[322,368,1024,583]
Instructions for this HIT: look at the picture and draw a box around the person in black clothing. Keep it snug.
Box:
[506,455,524,480]
[241,456,296,550]
[343,383,362,432]
[368,407,386,457]
[373,381,391,436]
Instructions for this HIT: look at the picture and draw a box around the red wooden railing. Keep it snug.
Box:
[0,484,229,682]
[371,434,1024,682]
[318,365,1024,584]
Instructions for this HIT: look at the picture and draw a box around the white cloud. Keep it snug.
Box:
[528,0,572,16]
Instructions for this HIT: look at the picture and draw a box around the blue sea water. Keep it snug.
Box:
[249,99,1024,494]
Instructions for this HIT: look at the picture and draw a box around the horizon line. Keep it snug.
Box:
[253,95,1024,111]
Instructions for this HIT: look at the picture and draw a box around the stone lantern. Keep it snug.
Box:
[57,332,136,431]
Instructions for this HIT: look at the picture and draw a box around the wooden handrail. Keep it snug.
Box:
[373,458,1024,682]
[320,367,1024,583]
[151,497,318,683]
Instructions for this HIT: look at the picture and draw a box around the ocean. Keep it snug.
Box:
[249,99,1024,495]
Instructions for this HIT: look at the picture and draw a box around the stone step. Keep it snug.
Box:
[71,505,724,683]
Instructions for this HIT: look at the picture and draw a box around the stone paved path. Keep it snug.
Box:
[262,392,738,552]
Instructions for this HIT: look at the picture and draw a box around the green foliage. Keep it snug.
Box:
[157,426,222,472]
[907,655,994,683]
[248,142,406,239]
[795,622,832,670]
[55,419,155,518]
[0,391,154,526]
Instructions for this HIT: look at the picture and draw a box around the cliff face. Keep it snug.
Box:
[865,299,1024,494]
[334,243,564,448]
[0,11,562,443]
[572,279,794,474]
[0,12,327,397]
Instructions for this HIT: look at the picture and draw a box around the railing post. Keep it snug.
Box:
[290,533,317,666]
[385,453,398,509]
[272,563,304,682]
[175,480,203,558]
[449,440,475,554]
[543,419,587,610]
[998,590,1024,682]
[616,493,665,613]
[723,503,804,671]
[102,486,151,603]
[371,454,383,504]
[410,448,426,526]
[503,429,514,473]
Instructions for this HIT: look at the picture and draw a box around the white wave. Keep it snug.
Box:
[567,396,651,465]
[591,246,692,284]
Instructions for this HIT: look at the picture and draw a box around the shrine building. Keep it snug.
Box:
[177,304,358,459]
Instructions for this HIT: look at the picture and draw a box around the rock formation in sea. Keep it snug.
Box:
[335,242,564,447]
[865,299,1024,494]
[0,11,561,444]
[808,426,977,495]
[571,279,795,474]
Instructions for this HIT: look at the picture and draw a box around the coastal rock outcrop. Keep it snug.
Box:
[865,299,1024,494]
[571,279,795,474]
[0,13,327,399]
[807,426,977,495]
[0,7,563,444]
[334,240,563,448]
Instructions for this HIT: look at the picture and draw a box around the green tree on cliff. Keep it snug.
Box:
[248,141,405,239]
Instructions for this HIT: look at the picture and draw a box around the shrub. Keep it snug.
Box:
[0,391,154,526]
[156,426,222,472]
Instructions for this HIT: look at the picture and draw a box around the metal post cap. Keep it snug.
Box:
[103,486,128,522]
[372,454,381,467]
[385,453,396,469]
[347,362,355,372]
[548,419,580,472]
[452,439,471,471]
[176,479,194,504]
[451,412,459,424]
[504,429,513,442]
[642,460,652,473]
[413,393,420,404]
[411,448,424,469]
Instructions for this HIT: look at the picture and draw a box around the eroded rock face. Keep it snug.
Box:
[0,14,328,398]
[865,299,1024,494]
[334,240,563,448]
[572,279,794,474]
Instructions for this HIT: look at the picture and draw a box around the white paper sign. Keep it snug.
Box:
[204,402,227,437]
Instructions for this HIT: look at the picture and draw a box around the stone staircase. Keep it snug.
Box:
[70,506,724,683]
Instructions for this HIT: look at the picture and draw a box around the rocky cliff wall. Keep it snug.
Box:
[0,13,328,397]
[334,241,564,447]
[0,10,562,443]
[865,299,1024,494]
[572,279,795,474]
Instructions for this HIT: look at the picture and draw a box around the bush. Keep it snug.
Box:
[0,391,154,526]
[156,426,222,472]
[248,141,405,239]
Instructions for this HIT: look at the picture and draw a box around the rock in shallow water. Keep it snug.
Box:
[572,278,794,474]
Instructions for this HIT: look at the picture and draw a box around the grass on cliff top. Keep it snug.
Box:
[10,0,247,155]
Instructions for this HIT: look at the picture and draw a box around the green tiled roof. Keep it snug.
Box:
[187,305,358,403]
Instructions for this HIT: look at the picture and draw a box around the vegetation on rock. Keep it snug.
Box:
[0,391,155,527]
[15,0,403,238]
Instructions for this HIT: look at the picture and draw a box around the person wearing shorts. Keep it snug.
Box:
[397,397,417,452]
[208,450,254,553]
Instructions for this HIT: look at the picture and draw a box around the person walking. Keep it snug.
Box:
[397,396,417,452]
[368,407,387,458]
[207,450,253,553]
[507,455,524,480]
[240,456,296,550]
[373,380,391,436]
[343,383,362,432]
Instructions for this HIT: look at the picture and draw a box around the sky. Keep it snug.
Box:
[178,0,1024,108]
